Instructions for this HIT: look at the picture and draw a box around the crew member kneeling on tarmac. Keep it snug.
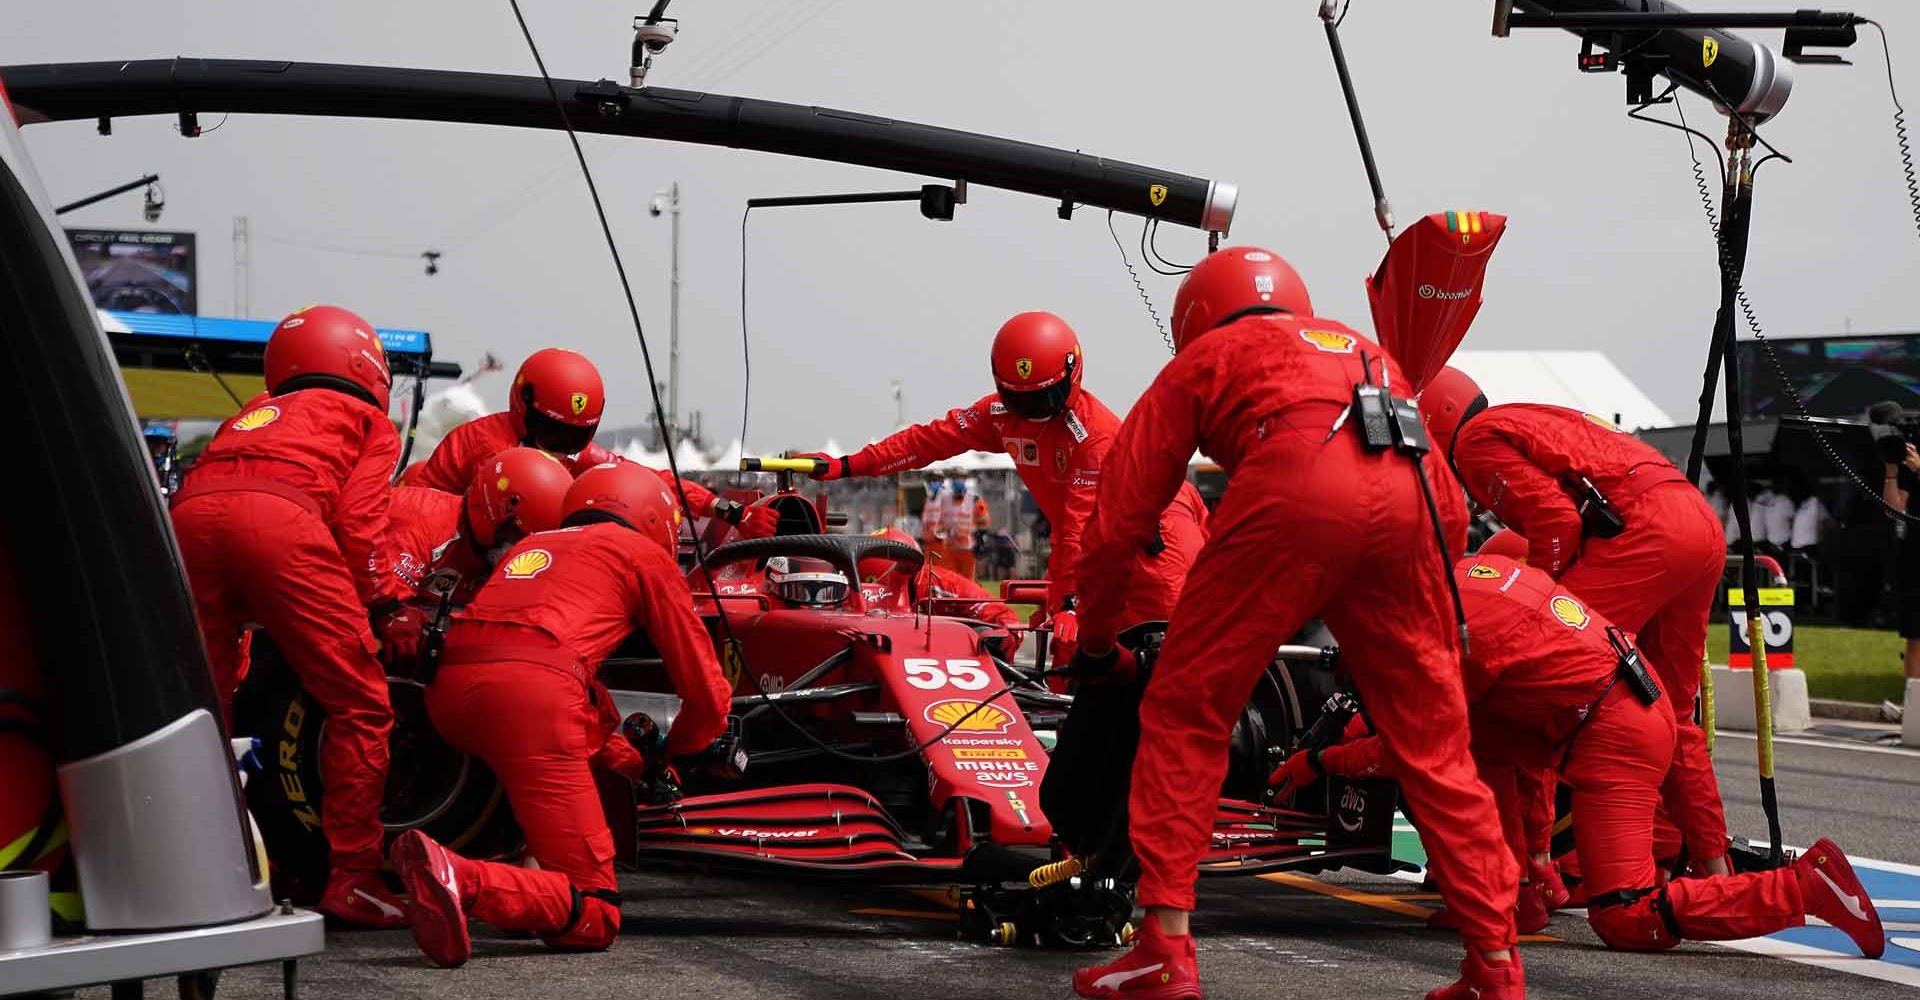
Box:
[1067,247,1522,1000]
[385,446,574,611]
[1274,553,1885,958]
[389,462,733,966]
[171,304,411,927]
[792,311,1206,659]
[403,347,776,538]
[1422,367,1732,876]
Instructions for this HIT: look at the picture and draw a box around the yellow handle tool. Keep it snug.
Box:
[740,456,827,475]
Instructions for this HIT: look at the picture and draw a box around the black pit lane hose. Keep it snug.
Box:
[504,0,1062,765]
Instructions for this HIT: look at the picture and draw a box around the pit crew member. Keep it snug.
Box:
[1274,554,1885,959]
[1421,367,1731,874]
[403,348,774,539]
[795,312,1207,654]
[390,461,732,966]
[860,528,1022,653]
[1069,248,1521,1000]
[170,304,409,927]
[385,446,574,612]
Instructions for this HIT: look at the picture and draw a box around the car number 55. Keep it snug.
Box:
[904,657,991,691]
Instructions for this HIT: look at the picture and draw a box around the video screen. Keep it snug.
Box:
[65,228,198,315]
[1737,334,1920,418]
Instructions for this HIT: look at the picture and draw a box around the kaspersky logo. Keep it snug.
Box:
[230,406,281,432]
[502,548,554,579]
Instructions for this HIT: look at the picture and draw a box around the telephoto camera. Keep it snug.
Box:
[1867,400,1920,465]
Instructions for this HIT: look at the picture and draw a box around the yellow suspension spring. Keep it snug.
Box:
[1028,856,1086,889]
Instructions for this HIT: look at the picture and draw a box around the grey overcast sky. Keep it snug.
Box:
[9,1,1919,448]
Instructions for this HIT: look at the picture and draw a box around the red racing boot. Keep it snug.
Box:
[1515,881,1551,935]
[391,830,475,967]
[1796,838,1885,958]
[1426,949,1525,1000]
[315,868,408,929]
[1073,914,1202,1000]
[1530,860,1570,911]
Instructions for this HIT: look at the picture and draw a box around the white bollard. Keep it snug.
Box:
[1905,678,1920,748]
[1709,666,1811,733]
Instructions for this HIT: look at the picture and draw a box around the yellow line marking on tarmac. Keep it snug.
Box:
[853,907,962,922]
[1259,872,1562,943]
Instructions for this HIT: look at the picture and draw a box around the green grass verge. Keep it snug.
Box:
[1706,623,1908,704]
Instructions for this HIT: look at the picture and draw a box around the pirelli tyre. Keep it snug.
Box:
[230,633,519,902]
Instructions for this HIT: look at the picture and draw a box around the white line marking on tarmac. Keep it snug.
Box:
[1709,935,1920,989]
[1714,729,1920,759]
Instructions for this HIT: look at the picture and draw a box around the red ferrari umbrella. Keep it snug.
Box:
[1365,210,1507,391]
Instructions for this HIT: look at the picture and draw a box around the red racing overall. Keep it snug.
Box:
[386,485,490,605]
[404,411,718,514]
[426,522,731,949]
[843,391,1207,629]
[1317,556,1816,951]
[1450,404,1728,865]
[171,389,404,873]
[1075,315,1518,955]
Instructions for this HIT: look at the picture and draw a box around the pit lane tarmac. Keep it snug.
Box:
[69,735,1919,999]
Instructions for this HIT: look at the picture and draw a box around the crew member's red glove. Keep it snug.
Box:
[1065,643,1136,683]
[793,452,851,481]
[712,498,780,539]
[734,504,779,539]
[371,602,424,666]
[1268,749,1321,794]
[1050,609,1079,647]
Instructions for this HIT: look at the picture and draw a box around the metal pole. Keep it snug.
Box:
[1320,1,1394,241]
[668,181,681,448]
[232,215,250,318]
[54,173,159,215]
[1710,123,1784,862]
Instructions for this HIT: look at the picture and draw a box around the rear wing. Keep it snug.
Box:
[103,309,461,418]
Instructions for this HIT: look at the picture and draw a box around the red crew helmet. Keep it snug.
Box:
[990,312,1083,420]
[860,527,921,580]
[510,348,606,455]
[1418,366,1488,459]
[263,304,392,410]
[1169,246,1313,353]
[466,447,574,549]
[562,461,680,552]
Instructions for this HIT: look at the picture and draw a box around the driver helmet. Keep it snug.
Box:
[765,555,850,608]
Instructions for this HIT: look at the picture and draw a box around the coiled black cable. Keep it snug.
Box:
[1107,210,1176,355]
[1867,21,1920,244]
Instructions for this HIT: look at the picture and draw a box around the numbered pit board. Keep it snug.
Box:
[1727,586,1794,670]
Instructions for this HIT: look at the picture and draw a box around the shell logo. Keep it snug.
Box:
[1466,564,1501,580]
[231,406,282,432]
[1013,357,1034,380]
[502,548,554,580]
[1298,329,1355,354]
[1549,595,1590,630]
[924,699,1014,734]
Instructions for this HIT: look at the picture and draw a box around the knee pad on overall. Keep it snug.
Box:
[542,887,623,951]
[1587,885,1682,952]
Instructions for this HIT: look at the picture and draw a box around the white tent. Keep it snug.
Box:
[1449,350,1671,431]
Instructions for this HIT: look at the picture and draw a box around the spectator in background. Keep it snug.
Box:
[1703,478,1729,524]
[1883,444,1920,679]
[920,473,949,569]
[1782,471,1828,552]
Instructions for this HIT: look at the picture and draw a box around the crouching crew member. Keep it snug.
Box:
[859,528,1023,655]
[171,305,410,926]
[793,312,1207,656]
[1275,554,1885,959]
[385,446,574,608]
[1068,248,1522,1000]
[404,347,775,538]
[1421,368,1732,874]
[390,462,732,966]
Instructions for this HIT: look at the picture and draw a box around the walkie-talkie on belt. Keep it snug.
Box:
[416,568,461,684]
[1606,625,1662,707]
[1574,476,1627,539]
